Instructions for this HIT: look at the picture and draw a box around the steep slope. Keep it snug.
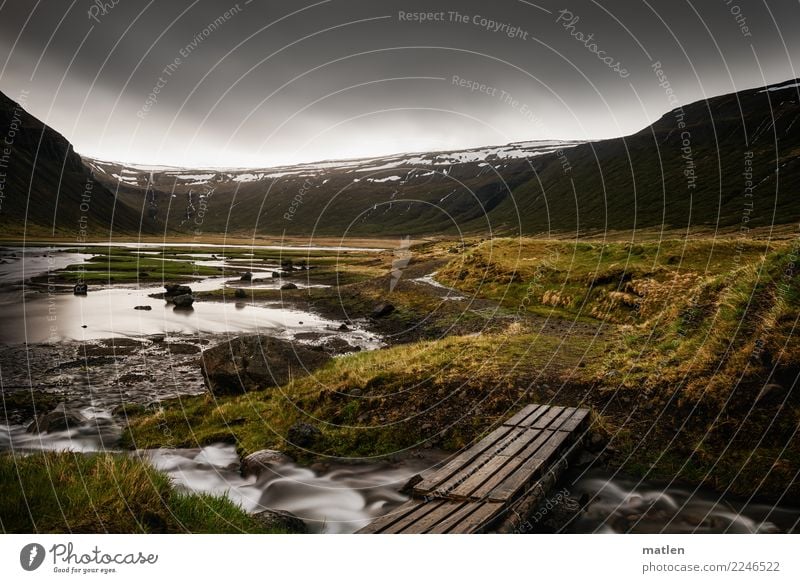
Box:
[85,140,578,238]
[5,78,794,239]
[491,78,800,235]
[0,91,146,238]
[86,79,800,238]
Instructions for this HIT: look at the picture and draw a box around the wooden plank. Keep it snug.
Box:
[401,501,466,533]
[504,404,551,428]
[503,404,540,426]
[530,405,566,429]
[470,429,555,500]
[447,502,505,534]
[357,499,422,534]
[447,455,511,500]
[427,427,529,498]
[426,501,483,534]
[486,431,573,502]
[548,406,577,431]
[558,408,590,432]
[381,500,447,534]
[413,425,515,495]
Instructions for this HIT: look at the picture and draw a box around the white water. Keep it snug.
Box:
[146,444,438,533]
[568,472,798,534]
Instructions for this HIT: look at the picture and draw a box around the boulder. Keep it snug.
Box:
[73,282,88,295]
[164,284,192,297]
[26,403,88,433]
[200,335,331,395]
[337,323,350,332]
[252,509,307,533]
[287,422,322,448]
[241,449,294,477]
[240,272,253,282]
[371,302,395,318]
[280,282,298,290]
[134,305,152,311]
[171,294,195,309]
[272,271,281,278]
[234,288,247,299]
[320,337,354,355]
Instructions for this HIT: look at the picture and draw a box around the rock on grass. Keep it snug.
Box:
[200,335,331,395]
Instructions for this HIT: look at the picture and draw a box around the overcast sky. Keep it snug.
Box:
[1,0,798,167]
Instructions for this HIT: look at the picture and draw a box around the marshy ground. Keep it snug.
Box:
[2,233,799,532]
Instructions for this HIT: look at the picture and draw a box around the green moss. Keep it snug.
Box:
[0,452,282,533]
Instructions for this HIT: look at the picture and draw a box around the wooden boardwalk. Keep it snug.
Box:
[358,404,590,534]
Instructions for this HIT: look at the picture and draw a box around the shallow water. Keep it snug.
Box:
[0,284,376,345]
[567,470,799,534]
[145,443,441,533]
[22,242,388,252]
[0,247,93,284]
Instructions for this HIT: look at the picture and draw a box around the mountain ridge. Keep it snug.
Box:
[2,78,799,238]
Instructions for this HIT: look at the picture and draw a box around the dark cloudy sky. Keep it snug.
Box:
[1,0,798,167]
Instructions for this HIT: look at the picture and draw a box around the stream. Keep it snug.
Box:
[1,245,798,534]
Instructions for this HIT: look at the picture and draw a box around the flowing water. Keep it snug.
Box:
[146,444,445,534]
[2,244,797,534]
[565,470,799,534]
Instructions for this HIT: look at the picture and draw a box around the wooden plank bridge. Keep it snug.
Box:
[357,404,590,534]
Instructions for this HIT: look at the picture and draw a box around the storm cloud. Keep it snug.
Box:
[1,0,798,167]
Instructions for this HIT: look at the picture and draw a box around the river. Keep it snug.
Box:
[1,244,797,534]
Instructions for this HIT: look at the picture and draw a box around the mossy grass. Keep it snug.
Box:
[123,236,800,501]
[0,451,284,533]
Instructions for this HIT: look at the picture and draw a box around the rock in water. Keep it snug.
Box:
[252,509,307,533]
[234,288,247,299]
[171,294,195,309]
[240,271,253,281]
[26,403,87,433]
[287,422,322,448]
[241,449,294,477]
[371,302,395,318]
[134,305,152,311]
[164,284,192,297]
[280,282,298,290]
[200,335,331,395]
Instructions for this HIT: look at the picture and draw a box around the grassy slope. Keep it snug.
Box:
[0,452,283,533]
[123,235,800,502]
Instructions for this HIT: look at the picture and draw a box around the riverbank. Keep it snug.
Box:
[2,235,798,532]
[0,451,287,533]
[123,236,800,506]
